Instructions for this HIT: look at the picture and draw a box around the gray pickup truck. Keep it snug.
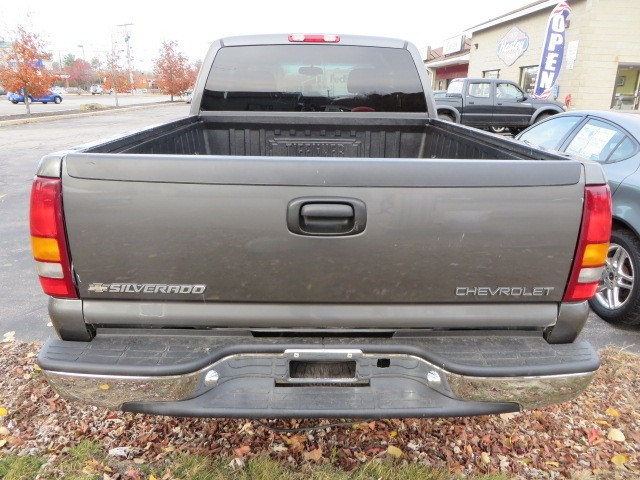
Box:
[436,78,566,133]
[31,34,611,419]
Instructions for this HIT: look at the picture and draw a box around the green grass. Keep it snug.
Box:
[0,445,509,480]
[0,455,45,480]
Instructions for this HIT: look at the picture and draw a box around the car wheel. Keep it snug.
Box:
[42,101,47,104]
[534,112,552,124]
[11,101,18,104]
[589,228,640,326]
[438,113,455,122]
[489,126,509,134]
[54,97,61,104]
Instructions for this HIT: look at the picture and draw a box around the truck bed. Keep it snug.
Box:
[83,114,565,161]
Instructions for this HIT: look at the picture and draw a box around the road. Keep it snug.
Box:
[0,104,638,353]
[0,93,182,116]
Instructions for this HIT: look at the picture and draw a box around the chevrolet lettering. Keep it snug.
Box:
[456,287,555,297]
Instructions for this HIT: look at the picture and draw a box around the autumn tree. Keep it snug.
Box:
[0,26,56,115]
[154,40,191,101]
[66,59,92,89]
[104,47,128,92]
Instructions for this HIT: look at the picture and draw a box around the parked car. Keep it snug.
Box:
[436,78,565,133]
[515,111,640,326]
[90,84,104,95]
[50,86,67,95]
[7,90,62,104]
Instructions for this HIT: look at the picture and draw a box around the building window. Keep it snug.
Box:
[483,70,500,79]
[520,66,539,94]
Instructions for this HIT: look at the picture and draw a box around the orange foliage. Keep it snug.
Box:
[103,48,129,93]
[0,26,56,98]
[154,40,191,100]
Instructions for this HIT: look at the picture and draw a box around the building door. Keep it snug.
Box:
[611,64,640,110]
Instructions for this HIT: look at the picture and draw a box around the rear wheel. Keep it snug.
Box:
[590,228,640,326]
[54,97,61,104]
[438,112,454,122]
[534,112,552,124]
[489,126,509,134]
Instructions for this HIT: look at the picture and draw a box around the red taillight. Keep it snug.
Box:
[288,34,340,43]
[563,185,612,302]
[30,177,78,299]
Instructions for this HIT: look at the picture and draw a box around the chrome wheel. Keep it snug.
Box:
[594,243,634,310]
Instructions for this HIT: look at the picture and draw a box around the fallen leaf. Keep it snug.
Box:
[594,420,609,425]
[588,428,602,444]
[499,412,518,421]
[0,408,7,417]
[611,454,628,465]
[545,461,560,467]
[481,452,490,464]
[149,476,158,480]
[0,427,9,436]
[233,445,250,457]
[607,429,625,442]
[99,384,110,390]
[303,447,323,461]
[133,458,145,464]
[605,407,620,417]
[271,443,288,453]
[389,431,397,438]
[386,445,403,458]
[0,440,6,448]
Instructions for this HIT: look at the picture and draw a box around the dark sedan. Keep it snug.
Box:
[516,111,640,326]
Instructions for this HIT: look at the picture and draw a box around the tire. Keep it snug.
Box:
[42,101,47,104]
[54,97,61,104]
[489,126,509,134]
[438,112,455,122]
[534,112,552,124]
[589,228,640,326]
[11,101,18,104]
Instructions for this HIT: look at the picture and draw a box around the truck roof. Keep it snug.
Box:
[220,33,408,49]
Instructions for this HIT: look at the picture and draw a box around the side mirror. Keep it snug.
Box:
[519,93,529,101]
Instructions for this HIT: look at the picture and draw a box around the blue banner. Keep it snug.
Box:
[533,2,572,98]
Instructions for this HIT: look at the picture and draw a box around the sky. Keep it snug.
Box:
[1,0,537,71]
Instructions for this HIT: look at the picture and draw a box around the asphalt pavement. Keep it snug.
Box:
[0,93,178,117]
[0,101,638,354]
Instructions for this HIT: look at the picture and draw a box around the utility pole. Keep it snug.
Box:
[118,23,134,93]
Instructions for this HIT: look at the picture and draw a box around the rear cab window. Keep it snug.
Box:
[201,45,427,113]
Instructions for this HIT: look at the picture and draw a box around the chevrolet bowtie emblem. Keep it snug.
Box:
[88,283,110,293]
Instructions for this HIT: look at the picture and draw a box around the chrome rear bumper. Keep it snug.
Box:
[43,349,597,412]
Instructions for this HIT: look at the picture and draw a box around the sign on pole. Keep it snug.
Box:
[532,2,572,98]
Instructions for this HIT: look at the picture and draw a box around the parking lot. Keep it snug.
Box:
[0,92,179,117]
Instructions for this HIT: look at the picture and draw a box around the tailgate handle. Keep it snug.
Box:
[287,197,367,236]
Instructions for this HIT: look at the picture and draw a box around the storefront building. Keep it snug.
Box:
[424,37,471,91]
[465,0,640,110]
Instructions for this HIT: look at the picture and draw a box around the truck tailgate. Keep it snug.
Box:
[62,153,583,304]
